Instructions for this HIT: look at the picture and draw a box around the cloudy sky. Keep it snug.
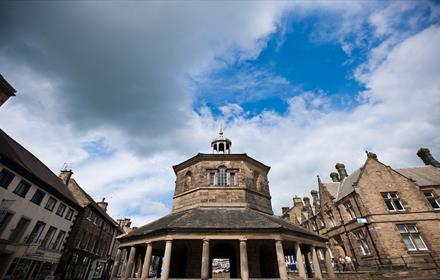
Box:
[1,1,439,226]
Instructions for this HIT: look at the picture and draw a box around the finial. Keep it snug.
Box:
[219,123,224,136]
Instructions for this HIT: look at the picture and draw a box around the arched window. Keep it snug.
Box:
[218,166,227,186]
[219,143,225,152]
[184,171,192,191]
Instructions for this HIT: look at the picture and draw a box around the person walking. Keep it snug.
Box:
[338,256,346,272]
[345,255,354,271]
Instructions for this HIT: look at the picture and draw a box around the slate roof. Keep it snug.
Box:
[397,166,440,187]
[0,129,79,208]
[335,168,362,202]
[121,207,326,242]
[322,182,339,199]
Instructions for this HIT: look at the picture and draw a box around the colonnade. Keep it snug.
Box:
[110,237,335,280]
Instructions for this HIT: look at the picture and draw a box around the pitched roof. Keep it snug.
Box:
[334,168,362,202]
[121,207,326,242]
[321,182,339,199]
[396,166,440,187]
[68,178,120,228]
[0,129,79,208]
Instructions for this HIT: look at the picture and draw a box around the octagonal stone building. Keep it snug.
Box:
[111,130,335,280]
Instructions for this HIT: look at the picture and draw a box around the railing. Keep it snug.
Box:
[332,252,440,271]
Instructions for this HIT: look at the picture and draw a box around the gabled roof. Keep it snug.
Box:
[68,178,120,228]
[121,207,326,242]
[335,168,362,202]
[0,129,79,209]
[0,74,16,97]
[321,182,339,199]
[172,153,270,174]
[396,166,440,187]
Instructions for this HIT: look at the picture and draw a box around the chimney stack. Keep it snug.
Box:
[117,218,132,233]
[335,163,348,180]
[59,169,73,186]
[293,196,303,208]
[310,190,320,212]
[330,172,340,182]
[417,148,440,168]
[97,197,108,212]
[366,151,378,160]
[303,196,314,217]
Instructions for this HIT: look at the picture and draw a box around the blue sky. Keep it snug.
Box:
[0,1,439,225]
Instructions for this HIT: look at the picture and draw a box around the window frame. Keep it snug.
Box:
[13,180,31,198]
[327,210,336,227]
[423,191,440,210]
[381,192,405,212]
[26,221,46,245]
[0,212,14,236]
[354,230,372,256]
[45,197,57,211]
[344,200,357,220]
[65,208,74,221]
[56,203,66,217]
[218,166,227,186]
[397,224,428,251]
[0,168,15,189]
[30,189,46,205]
[52,230,66,250]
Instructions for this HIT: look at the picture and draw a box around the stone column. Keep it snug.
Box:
[122,246,137,280]
[275,240,288,280]
[311,246,323,280]
[294,243,307,280]
[160,239,173,280]
[110,248,123,279]
[239,239,249,280]
[324,247,336,279]
[141,242,153,280]
[201,238,210,280]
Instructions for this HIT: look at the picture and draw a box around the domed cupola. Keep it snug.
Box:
[211,127,232,154]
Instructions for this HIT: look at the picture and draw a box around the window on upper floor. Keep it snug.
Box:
[317,215,325,227]
[382,192,405,212]
[40,226,57,249]
[344,201,357,220]
[56,203,66,217]
[13,180,31,198]
[218,166,227,186]
[229,172,236,186]
[65,208,74,221]
[52,230,66,251]
[209,172,215,186]
[0,212,13,236]
[423,191,440,210]
[45,197,57,211]
[327,210,336,227]
[26,221,46,244]
[30,189,45,205]
[354,230,372,255]
[397,224,428,251]
[9,217,30,243]
[0,168,15,189]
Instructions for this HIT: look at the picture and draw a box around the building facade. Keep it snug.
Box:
[0,129,80,280]
[111,130,335,280]
[282,148,440,270]
[55,171,123,280]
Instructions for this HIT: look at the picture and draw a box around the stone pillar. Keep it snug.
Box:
[239,239,249,280]
[201,238,210,280]
[294,243,307,280]
[141,242,153,280]
[110,248,123,279]
[160,239,173,280]
[123,246,137,280]
[275,240,288,280]
[324,247,336,279]
[311,246,323,280]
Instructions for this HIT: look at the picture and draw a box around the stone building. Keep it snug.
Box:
[54,170,123,280]
[0,74,16,107]
[282,148,440,270]
[0,129,80,279]
[111,130,335,280]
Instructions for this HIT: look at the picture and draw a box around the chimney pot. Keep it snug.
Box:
[59,169,73,185]
[330,172,340,182]
[335,163,348,180]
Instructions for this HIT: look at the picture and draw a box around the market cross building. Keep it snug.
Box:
[111,130,335,280]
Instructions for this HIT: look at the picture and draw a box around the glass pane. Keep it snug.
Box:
[385,200,395,211]
[394,200,404,211]
[381,193,388,199]
[397,225,407,233]
[413,234,428,250]
[428,198,440,209]
[406,225,417,232]
[402,235,416,250]
[424,192,433,198]
[390,193,398,198]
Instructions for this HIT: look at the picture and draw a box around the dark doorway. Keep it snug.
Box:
[259,243,278,278]
[210,242,238,278]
